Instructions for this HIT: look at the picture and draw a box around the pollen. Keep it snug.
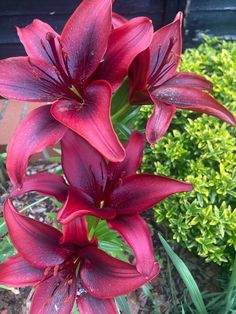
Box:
[44,267,51,276]
[53,264,60,276]
[67,279,73,285]
[64,294,73,304]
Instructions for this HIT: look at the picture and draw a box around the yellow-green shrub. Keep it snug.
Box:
[137,37,236,265]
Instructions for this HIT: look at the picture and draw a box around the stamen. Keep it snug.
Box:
[53,264,60,276]
[64,294,73,304]
[100,200,104,208]
[44,267,51,276]
[57,37,72,81]
[67,279,73,285]
[70,85,81,98]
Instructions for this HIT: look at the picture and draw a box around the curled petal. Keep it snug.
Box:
[61,130,107,200]
[108,131,146,184]
[17,19,59,62]
[128,48,150,103]
[108,215,155,276]
[0,57,61,101]
[61,217,92,248]
[0,254,43,287]
[61,0,112,82]
[80,247,160,298]
[163,72,213,92]
[57,187,116,224]
[6,105,66,187]
[30,271,77,314]
[112,12,128,29]
[153,86,236,126]
[96,17,153,91]
[4,199,68,268]
[148,12,182,86]
[10,173,68,203]
[146,99,176,145]
[109,174,193,215]
[51,80,125,162]
[77,293,117,314]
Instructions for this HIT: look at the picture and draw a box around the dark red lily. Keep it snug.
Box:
[0,199,159,314]
[55,130,193,275]
[10,130,193,276]
[1,0,154,187]
[129,12,236,145]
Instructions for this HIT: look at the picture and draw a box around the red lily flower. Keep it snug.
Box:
[56,130,192,275]
[129,12,236,145]
[10,130,193,276]
[0,199,159,314]
[1,0,154,186]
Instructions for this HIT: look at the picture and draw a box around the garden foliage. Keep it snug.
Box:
[0,0,235,311]
[138,37,236,265]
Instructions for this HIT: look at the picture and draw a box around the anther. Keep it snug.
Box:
[44,267,51,276]
[67,279,73,285]
[53,264,60,276]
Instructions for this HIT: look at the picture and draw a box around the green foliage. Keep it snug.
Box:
[137,37,236,265]
[159,234,236,313]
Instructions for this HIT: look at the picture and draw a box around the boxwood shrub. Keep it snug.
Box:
[137,37,236,265]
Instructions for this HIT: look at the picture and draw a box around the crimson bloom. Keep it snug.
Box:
[10,130,193,276]
[129,12,236,145]
[0,199,159,314]
[0,0,154,187]
[56,130,193,275]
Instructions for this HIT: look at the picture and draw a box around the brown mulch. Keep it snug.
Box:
[0,160,224,314]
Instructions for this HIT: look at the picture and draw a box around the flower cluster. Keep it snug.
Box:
[0,0,235,313]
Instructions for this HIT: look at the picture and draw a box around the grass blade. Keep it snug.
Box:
[158,233,208,314]
[115,295,131,314]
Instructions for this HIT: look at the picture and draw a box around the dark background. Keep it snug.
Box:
[0,0,235,59]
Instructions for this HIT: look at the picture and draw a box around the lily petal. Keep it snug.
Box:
[162,72,213,92]
[4,199,68,268]
[112,12,128,29]
[10,173,68,203]
[57,187,116,224]
[153,86,236,126]
[146,99,176,145]
[128,48,150,103]
[79,246,160,298]
[6,105,66,188]
[61,0,112,82]
[17,19,59,62]
[0,254,43,287]
[51,80,125,162]
[61,217,92,248]
[95,17,153,91]
[109,174,193,215]
[77,293,117,314]
[108,215,155,276]
[108,131,146,184]
[148,12,182,86]
[30,271,77,314]
[0,57,61,101]
[61,130,107,200]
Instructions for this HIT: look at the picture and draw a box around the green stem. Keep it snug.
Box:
[88,217,100,241]
[111,102,130,123]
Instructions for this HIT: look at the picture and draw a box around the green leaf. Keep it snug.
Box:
[0,236,15,263]
[159,233,208,314]
[115,295,131,314]
[0,217,8,237]
[142,285,160,314]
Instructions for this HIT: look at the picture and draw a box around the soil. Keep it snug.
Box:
[0,160,224,314]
